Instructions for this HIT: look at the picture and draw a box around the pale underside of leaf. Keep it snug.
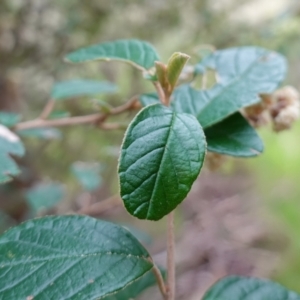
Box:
[66,39,160,71]
[200,46,287,85]
[0,126,25,184]
[119,104,206,220]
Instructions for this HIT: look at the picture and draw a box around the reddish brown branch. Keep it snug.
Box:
[15,97,139,131]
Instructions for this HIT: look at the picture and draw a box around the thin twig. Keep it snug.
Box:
[152,264,167,300]
[39,99,55,119]
[167,212,175,300]
[15,114,102,130]
[15,98,139,131]
[99,122,128,130]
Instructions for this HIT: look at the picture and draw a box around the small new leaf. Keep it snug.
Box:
[155,61,170,98]
[167,52,190,91]
[119,104,206,220]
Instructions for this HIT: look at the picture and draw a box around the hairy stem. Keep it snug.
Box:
[152,264,167,299]
[14,97,138,131]
[167,211,175,300]
[39,99,55,119]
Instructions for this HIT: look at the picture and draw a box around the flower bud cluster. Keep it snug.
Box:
[243,86,300,132]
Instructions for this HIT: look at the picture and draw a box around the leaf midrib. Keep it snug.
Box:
[0,251,150,267]
[146,111,176,218]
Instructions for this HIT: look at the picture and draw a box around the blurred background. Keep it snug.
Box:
[1,0,300,298]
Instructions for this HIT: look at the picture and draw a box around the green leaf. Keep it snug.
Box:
[25,182,65,213]
[0,215,153,299]
[18,127,62,140]
[0,124,25,183]
[205,112,264,157]
[171,84,206,117]
[66,39,160,71]
[167,52,190,90]
[51,79,117,101]
[71,161,102,191]
[200,47,287,85]
[0,112,21,127]
[180,47,286,127]
[119,104,206,220]
[103,267,162,300]
[139,93,160,107]
[202,276,300,300]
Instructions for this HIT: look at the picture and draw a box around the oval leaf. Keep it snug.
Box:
[0,215,153,299]
[119,104,206,220]
[203,276,300,300]
[51,79,117,101]
[200,47,287,85]
[175,47,287,128]
[66,39,160,71]
[0,124,25,183]
[205,112,264,157]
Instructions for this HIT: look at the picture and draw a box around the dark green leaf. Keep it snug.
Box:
[0,125,25,183]
[205,112,264,157]
[66,39,160,71]
[51,80,117,101]
[202,276,300,300]
[0,112,21,127]
[103,267,162,300]
[71,162,102,191]
[139,93,159,107]
[119,104,206,220]
[25,182,65,213]
[0,215,153,299]
[18,127,62,140]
